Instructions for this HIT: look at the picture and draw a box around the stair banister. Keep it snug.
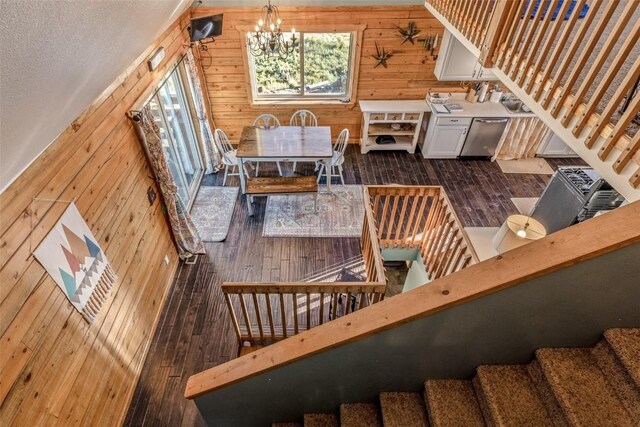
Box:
[425,0,640,199]
[185,202,640,427]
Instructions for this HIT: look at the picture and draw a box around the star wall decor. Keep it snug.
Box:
[372,43,396,68]
[396,22,421,45]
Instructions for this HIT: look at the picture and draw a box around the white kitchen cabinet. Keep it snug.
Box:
[537,132,579,157]
[434,30,498,81]
[420,115,472,158]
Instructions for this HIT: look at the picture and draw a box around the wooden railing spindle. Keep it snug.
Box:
[252,292,264,343]
[265,293,275,341]
[279,293,287,339]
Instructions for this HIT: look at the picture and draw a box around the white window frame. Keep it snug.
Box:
[239,24,366,105]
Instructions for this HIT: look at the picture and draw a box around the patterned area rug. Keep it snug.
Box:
[190,186,239,242]
[263,185,364,238]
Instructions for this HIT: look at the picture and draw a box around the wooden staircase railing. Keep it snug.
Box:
[222,282,386,345]
[425,0,640,200]
[366,185,478,281]
[184,200,640,427]
[222,191,387,346]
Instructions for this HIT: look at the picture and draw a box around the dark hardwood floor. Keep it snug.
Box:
[123,146,585,426]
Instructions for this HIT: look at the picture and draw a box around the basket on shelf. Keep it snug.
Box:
[427,92,451,104]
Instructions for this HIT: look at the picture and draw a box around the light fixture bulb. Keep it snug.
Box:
[277,18,281,25]
[516,229,527,238]
[270,23,275,31]
[255,25,259,32]
[258,19,264,26]
[291,27,296,33]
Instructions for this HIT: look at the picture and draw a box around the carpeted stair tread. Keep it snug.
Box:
[526,360,569,426]
[424,380,485,427]
[603,328,640,387]
[592,338,640,421]
[379,392,428,427]
[536,347,635,427]
[303,413,339,427]
[339,403,382,427]
[474,365,555,427]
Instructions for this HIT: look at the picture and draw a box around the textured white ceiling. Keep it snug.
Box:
[0,0,192,192]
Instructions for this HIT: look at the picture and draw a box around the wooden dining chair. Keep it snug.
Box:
[214,128,250,186]
[252,114,283,176]
[317,128,349,186]
[290,110,318,172]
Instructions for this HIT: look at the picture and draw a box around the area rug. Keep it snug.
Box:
[510,197,539,215]
[263,185,364,237]
[497,158,554,174]
[190,186,238,242]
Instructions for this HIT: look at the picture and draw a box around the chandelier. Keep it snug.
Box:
[248,0,297,59]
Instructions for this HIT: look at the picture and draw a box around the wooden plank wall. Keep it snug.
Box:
[193,5,466,142]
[0,12,192,426]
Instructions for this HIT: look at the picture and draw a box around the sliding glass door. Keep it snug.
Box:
[148,66,204,208]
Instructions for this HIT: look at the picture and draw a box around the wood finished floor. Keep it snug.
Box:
[123,147,585,426]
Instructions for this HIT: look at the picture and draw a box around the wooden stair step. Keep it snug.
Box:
[602,328,640,387]
[536,347,635,427]
[246,176,318,194]
[304,413,339,427]
[339,403,382,427]
[424,379,485,427]
[379,392,428,427]
[473,365,556,427]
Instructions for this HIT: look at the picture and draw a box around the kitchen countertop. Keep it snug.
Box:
[359,100,431,112]
[427,94,536,118]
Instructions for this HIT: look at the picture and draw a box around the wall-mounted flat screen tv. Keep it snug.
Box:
[190,14,223,42]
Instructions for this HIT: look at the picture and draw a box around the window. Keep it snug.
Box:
[147,64,204,207]
[249,32,355,101]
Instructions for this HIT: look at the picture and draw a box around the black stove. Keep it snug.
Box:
[531,166,622,234]
[556,167,607,199]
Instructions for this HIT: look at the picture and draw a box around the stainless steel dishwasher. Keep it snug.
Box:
[459,117,508,158]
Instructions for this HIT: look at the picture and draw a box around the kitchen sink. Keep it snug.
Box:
[501,100,533,115]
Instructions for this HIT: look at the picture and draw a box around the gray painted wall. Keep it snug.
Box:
[194,243,640,426]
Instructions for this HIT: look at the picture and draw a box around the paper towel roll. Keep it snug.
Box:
[489,90,502,103]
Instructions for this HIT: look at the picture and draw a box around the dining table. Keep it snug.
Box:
[236,125,334,194]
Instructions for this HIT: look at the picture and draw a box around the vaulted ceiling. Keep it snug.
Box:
[0,0,192,192]
[0,0,421,193]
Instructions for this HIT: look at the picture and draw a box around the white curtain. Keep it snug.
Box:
[492,117,551,161]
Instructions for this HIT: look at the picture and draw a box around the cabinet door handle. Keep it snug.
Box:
[475,119,508,123]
